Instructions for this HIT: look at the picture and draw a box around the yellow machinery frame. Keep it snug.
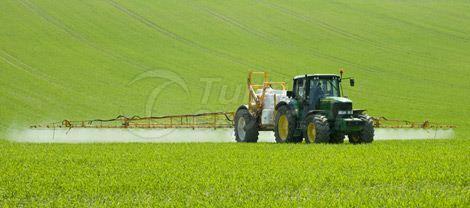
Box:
[247,71,287,117]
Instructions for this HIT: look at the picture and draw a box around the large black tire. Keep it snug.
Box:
[304,114,330,144]
[330,133,345,144]
[234,108,259,142]
[348,114,374,144]
[274,105,298,143]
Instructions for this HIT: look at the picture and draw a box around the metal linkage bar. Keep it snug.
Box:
[30,112,235,130]
[371,117,455,129]
[30,113,454,130]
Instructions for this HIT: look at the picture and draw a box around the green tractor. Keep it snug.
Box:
[234,71,374,144]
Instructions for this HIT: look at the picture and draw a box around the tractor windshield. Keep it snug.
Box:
[309,78,340,98]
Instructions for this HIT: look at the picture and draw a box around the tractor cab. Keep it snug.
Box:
[292,75,341,105]
[290,74,354,120]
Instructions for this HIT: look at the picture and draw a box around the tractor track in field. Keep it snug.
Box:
[17,0,210,80]
[257,0,421,57]
[0,49,60,87]
[254,1,470,89]
[335,2,470,65]
[106,0,293,79]
[0,49,38,73]
[17,0,168,74]
[17,0,290,82]
[189,3,383,76]
[369,4,470,42]
[194,5,381,75]
[0,49,99,108]
[13,0,171,108]
[308,47,470,92]
[257,1,383,45]
[332,1,470,42]
[191,1,470,87]
[193,4,332,66]
[309,50,379,73]
[0,48,130,107]
[107,0,258,68]
[18,0,206,81]
[196,6,276,43]
[18,0,460,90]
[190,2,381,79]
[309,49,467,90]
[18,0,300,81]
[420,4,470,28]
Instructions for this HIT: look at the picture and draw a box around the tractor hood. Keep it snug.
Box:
[320,97,352,104]
[319,97,353,117]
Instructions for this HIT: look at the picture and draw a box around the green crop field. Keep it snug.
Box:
[0,140,468,207]
[1,0,469,206]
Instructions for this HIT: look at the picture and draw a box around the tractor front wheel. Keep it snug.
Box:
[304,114,330,144]
[274,105,299,143]
[348,114,374,144]
[234,108,259,142]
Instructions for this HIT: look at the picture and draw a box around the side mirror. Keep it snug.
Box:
[350,79,355,87]
[286,91,293,98]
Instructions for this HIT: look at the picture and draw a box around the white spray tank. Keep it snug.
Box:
[261,87,287,126]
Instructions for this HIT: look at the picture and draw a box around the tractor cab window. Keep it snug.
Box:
[309,78,340,98]
[294,78,305,99]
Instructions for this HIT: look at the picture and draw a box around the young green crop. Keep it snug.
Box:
[0,139,468,207]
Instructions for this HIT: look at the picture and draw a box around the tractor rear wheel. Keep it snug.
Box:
[304,114,330,144]
[348,114,374,144]
[274,105,298,143]
[234,108,259,142]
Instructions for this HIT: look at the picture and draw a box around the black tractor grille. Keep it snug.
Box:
[332,102,352,117]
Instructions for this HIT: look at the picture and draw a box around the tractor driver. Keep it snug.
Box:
[308,80,325,111]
